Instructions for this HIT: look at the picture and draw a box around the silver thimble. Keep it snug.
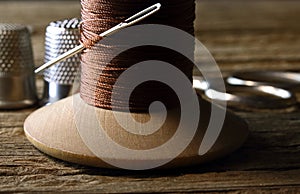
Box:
[0,24,37,109]
[42,18,81,105]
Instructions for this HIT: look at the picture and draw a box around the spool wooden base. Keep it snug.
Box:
[24,94,248,169]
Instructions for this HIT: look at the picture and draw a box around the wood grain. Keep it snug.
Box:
[0,0,299,193]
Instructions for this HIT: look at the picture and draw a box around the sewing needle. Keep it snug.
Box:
[35,3,161,74]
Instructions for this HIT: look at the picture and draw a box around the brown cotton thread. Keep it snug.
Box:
[79,21,103,49]
[80,0,195,112]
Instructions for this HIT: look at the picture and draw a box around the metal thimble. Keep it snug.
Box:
[0,24,37,109]
[41,18,81,105]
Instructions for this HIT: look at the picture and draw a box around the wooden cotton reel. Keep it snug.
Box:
[24,0,248,170]
[24,92,248,170]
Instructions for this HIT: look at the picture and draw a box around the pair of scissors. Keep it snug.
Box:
[193,71,300,110]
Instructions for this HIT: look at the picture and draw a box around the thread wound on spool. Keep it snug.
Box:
[80,0,195,112]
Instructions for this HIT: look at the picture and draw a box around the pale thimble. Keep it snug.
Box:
[42,18,81,105]
[0,23,37,109]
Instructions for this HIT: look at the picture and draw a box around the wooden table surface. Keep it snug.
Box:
[0,0,299,193]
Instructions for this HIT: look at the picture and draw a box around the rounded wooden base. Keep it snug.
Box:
[24,94,248,169]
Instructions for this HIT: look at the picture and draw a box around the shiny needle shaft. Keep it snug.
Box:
[35,3,161,74]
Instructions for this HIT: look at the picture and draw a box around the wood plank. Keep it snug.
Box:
[196,31,300,63]
[0,111,33,128]
[0,165,299,193]
[195,1,300,32]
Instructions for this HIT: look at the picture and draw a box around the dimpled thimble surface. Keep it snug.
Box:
[42,18,81,105]
[0,23,37,109]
